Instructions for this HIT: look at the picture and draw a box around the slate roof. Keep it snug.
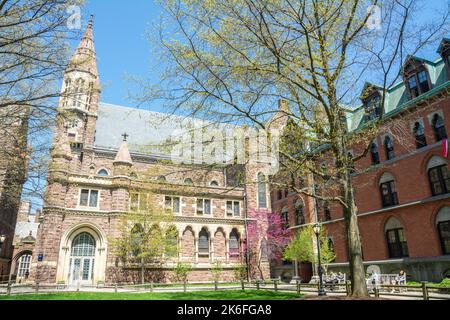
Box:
[15,221,39,240]
[94,103,235,160]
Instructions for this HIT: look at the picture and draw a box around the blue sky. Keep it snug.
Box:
[77,0,449,110]
[80,0,163,109]
[23,0,449,210]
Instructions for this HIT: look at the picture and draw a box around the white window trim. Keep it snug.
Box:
[196,198,213,216]
[226,200,241,217]
[164,195,182,215]
[77,188,100,209]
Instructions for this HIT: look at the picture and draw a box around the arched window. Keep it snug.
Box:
[16,253,32,277]
[281,206,289,228]
[436,207,450,255]
[165,226,178,258]
[384,136,395,160]
[257,173,267,208]
[371,142,380,165]
[432,114,448,142]
[198,228,209,256]
[295,200,305,226]
[427,156,449,196]
[385,217,409,258]
[97,169,109,177]
[413,121,427,149]
[71,232,96,257]
[184,178,194,185]
[379,173,399,207]
[69,232,96,283]
[229,229,240,257]
[210,180,219,187]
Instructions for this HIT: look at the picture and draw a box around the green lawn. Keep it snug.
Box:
[0,290,302,300]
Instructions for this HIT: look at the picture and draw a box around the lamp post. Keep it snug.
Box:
[313,224,326,296]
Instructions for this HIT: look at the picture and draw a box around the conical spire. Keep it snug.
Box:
[114,134,133,165]
[68,15,98,76]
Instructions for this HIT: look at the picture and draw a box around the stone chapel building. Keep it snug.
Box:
[28,17,284,285]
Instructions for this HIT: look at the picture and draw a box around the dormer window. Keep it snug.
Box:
[365,94,382,121]
[403,58,431,99]
[407,75,419,98]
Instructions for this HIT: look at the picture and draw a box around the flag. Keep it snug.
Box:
[443,138,449,158]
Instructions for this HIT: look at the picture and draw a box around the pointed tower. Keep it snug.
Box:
[56,15,101,170]
[112,134,133,212]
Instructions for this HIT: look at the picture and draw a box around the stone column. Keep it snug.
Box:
[194,237,198,264]
[225,238,229,264]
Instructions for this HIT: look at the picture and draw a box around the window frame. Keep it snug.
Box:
[196,198,212,215]
[405,66,431,99]
[229,230,240,257]
[165,196,181,214]
[386,228,409,258]
[380,180,399,208]
[257,173,267,209]
[413,122,427,149]
[226,201,241,217]
[432,114,448,142]
[198,229,210,256]
[428,165,450,196]
[294,201,305,226]
[78,189,100,209]
[438,220,450,255]
[17,254,32,277]
[364,92,382,121]
[371,142,380,165]
[384,136,395,160]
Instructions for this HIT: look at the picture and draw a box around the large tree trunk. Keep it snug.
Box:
[334,118,369,297]
[342,172,368,297]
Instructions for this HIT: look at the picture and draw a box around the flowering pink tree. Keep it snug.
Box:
[244,209,292,280]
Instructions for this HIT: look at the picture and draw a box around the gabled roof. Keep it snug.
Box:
[345,43,450,132]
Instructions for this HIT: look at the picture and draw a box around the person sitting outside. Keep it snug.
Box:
[367,271,379,294]
[395,270,407,292]
[326,272,338,291]
[336,272,345,283]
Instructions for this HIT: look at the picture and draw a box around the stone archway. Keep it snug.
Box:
[56,223,107,285]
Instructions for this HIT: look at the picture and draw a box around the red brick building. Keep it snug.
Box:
[272,39,450,283]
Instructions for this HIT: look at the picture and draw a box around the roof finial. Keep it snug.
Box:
[88,14,94,29]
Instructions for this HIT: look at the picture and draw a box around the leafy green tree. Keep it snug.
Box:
[233,263,247,290]
[148,0,448,296]
[210,260,223,290]
[173,262,192,291]
[110,189,177,284]
[284,225,336,274]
